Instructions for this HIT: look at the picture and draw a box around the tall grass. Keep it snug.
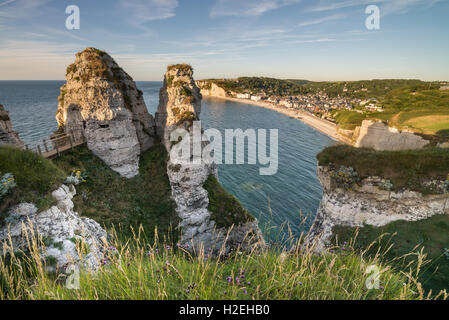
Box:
[1,224,443,300]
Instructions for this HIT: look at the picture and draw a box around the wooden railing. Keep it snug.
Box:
[25,129,87,159]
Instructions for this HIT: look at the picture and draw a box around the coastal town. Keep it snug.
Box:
[223,89,385,122]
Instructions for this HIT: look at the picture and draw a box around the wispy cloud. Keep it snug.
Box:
[118,0,178,26]
[307,0,441,16]
[0,0,16,7]
[297,14,345,27]
[211,0,302,17]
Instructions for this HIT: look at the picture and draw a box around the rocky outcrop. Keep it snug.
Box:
[310,166,449,247]
[0,184,107,272]
[156,65,264,254]
[196,81,230,98]
[0,104,23,147]
[354,120,430,151]
[55,48,156,178]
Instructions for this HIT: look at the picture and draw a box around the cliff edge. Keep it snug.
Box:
[310,145,449,246]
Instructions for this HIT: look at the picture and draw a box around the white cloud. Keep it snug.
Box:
[211,0,302,17]
[297,14,345,27]
[118,0,178,26]
[307,0,441,16]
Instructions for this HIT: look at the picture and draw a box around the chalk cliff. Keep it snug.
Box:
[156,65,264,253]
[0,184,107,272]
[310,165,449,247]
[196,81,230,98]
[56,48,156,178]
[354,120,430,151]
[0,104,23,147]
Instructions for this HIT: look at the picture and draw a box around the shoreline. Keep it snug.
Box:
[203,95,348,144]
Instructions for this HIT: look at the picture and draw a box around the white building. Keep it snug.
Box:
[236,93,251,99]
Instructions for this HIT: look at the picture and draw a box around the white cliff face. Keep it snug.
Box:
[156,65,264,253]
[0,104,23,147]
[354,120,430,151]
[310,166,449,246]
[0,184,107,272]
[56,48,156,178]
[196,81,229,98]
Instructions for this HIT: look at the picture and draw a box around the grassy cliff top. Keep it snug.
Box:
[317,145,449,192]
[0,146,66,217]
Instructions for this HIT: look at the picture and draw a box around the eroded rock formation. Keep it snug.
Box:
[0,184,107,272]
[354,120,430,151]
[156,65,264,253]
[0,104,23,147]
[309,166,449,247]
[56,48,156,178]
[196,81,230,98]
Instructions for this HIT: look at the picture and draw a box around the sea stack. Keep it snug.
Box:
[0,104,24,147]
[55,48,156,178]
[156,64,264,253]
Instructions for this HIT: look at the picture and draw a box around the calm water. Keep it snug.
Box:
[0,81,334,242]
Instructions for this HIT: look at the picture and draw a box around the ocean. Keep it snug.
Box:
[0,81,334,243]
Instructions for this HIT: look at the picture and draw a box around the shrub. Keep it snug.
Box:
[0,173,16,201]
[328,165,359,190]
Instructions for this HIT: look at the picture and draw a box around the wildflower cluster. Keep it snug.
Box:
[226,269,251,295]
[65,170,87,185]
[379,179,394,191]
[328,164,360,190]
[0,172,17,201]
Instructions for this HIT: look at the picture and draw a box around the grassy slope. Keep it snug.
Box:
[53,145,179,241]
[317,145,449,193]
[333,87,449,137]
[0,145,66,221]
[2,230,422,300]
[332,215,449,294]
[204,175,254,228]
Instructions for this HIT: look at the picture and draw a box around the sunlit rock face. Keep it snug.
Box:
[156,65,264,254]
[56,48,156,178]
[310,166,449,249]
[0,104,23,147]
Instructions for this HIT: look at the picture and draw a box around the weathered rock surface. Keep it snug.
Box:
[156,65,264,253]
[56,48,156,178]
[196,81,229,98]
[0,104,24,147]
[354,120,430,151]
[309,166,449,247]
[0,184,107,272]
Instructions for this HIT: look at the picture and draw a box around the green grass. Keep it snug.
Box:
[317,145,449,193]
[332,110,367,130]
[332,214,449,294]
[0,228,428,300]
[0,145,65,218]
[52,145,179,242]
[204,175,254,229]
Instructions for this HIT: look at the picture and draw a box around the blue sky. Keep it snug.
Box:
[0,0,448,81]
